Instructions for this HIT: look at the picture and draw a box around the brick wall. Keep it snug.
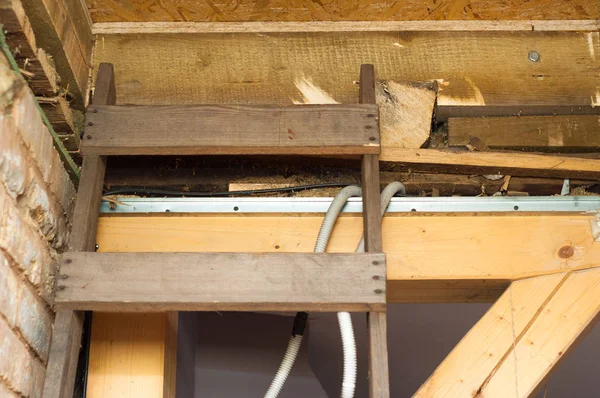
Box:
[0,52,76,397]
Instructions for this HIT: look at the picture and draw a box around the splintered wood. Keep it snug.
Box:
[376,81,436,149]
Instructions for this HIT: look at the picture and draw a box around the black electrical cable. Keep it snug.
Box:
[104,183,418,198]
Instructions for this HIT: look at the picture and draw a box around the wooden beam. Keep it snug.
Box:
[43,62,114,398]
[479,268,600,397]
[448,115,600,152]
[86,313,169,398]
[86,0,598,23]
[93,32,599,109]
[19,0,92,108]
[416,267,600,397]
[82,104,380,156]
[95,213,600,303]
[90,20,600,34]
[360,64,390,398]
[0,0,82,150]
[380,148,600,179]
[55,252,387,312]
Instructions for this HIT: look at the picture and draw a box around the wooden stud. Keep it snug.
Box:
[43,62,115,398]
[163,312,178,398]
[86,313,168,398]
[360,64,390,398]
[81,104,379,156]
[55,252,387,312]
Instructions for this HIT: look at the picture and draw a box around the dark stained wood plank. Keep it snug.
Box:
[82,104,380,156]
[43,62,115,398]
[42,310,84,398]
[448,115,600,152]
[380,148,600,179]
[436,104,600,122]
[360,64,390,398]
[54,252,387,312]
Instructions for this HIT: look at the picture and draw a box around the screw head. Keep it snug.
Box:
[87,121,94,126]
[369,136,377,141]
[528,51,540,62]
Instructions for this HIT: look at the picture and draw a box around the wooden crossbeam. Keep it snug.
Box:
[95,213,600,303]
[416,267,600,397]
[55,252,387,312]
[82,104,380,156]
[93,32,599,109]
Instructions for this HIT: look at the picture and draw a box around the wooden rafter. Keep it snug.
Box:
[416,267,600,397]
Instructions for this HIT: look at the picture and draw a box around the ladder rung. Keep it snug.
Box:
[82,104,380,156]
[56,252,386,312]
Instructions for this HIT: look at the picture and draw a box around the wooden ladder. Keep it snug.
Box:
[43,63,390,397]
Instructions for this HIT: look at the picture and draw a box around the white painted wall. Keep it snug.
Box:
[178,305,599,397]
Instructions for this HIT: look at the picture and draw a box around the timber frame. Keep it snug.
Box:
[42,63,600,398]
[6,1,594,395]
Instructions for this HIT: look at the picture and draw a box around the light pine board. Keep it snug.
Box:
[95,214,600,302]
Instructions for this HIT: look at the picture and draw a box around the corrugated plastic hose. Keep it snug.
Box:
[265,183,405,398]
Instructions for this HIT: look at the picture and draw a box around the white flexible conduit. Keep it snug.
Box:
[264,334,304,398]
[265,183,406,398]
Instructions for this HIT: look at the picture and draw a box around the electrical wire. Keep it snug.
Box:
[104,184,416,198]
[103,183,356,197]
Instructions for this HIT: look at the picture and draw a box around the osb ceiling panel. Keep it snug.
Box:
[86,0,599,22]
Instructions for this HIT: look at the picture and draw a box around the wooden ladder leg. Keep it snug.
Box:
[42,63,115,398]
[360,64,390,398]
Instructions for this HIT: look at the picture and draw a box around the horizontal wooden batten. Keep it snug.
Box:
[91,20,600,34]
[380,148,600,179]
[448,115,600,152]
[96,214,600,303]
[82,104,380,156]
[55,252,387,311]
